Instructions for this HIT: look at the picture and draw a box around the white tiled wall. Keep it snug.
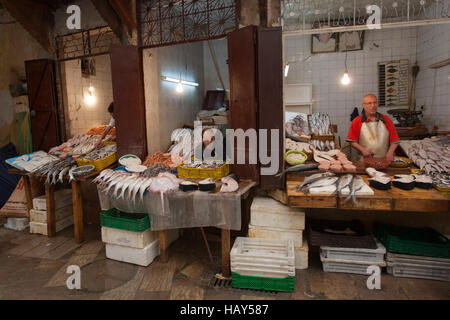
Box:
[64,55,114,137]
[415,23,450,131]
[284,27,417,141]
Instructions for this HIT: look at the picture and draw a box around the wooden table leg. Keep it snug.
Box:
[45,184,56,237]
[221,228,231,278]
[23,175,34,213]
[159,230,169,263]
[72,180,84,244]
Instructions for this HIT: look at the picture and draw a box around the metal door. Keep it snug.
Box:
[25,59,60,152]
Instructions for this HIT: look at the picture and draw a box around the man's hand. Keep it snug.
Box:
[386,152,394,163]
[361,148,374,158]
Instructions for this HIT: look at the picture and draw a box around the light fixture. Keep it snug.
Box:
[161,76,199,87]
[176,80,184,93]
[284,62,290,77]
[341,69,351,85]
[84,84,96,105]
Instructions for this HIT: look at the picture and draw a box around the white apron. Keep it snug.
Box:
[359,121,389,158]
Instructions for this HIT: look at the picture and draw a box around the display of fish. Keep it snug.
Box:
[80,144,116,161]
[301,176,339,194]
[309,112,332,136]
[406,136,450,176]
[344,175,365,204]
[274,163,319,177]
[296,172,335,191]
[336,174,354,197]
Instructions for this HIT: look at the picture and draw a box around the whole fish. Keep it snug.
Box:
[336,174,354,197]
[104,173,129,194]
[274,164,319,178]
[118,176,139,200]
[344,175,365,204]
[296,172,335,191]
[68,165,78,183]
[93,169,113,184]
[128,178,145,201]
[57,166,72,183]
[139,178,154,202]
[302,176,338,194]
[131,178,147,203]
[113,176,136,198]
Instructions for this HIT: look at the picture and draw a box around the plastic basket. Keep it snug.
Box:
[374,222,450,259]
[100,208,150,232]
[231,272,295,292]
[177,162,231,180]
[76,144,117,172]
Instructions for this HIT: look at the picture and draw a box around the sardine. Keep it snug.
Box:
[68,166,77,183]
[302,176,339,194]
[344,175,365,204]
[296,172,335,191]
[336,174,354,197]
[274,164,319,178]
[58,166,71,183]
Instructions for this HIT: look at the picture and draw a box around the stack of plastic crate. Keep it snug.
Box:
[374,223,450,282]
[101,208,179,266]
[248,197,308,270]
[230,237,295,292]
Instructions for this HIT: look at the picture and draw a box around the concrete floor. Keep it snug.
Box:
[0,224,449,300]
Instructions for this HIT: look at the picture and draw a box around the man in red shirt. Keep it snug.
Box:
[347,94,399,163]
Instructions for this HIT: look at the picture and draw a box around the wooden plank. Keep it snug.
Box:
[169,285,204,300]
[100,266,146,300]
[7,236,48,256]
[90,0,124,41]
[72,180,84,243]
[338,196,392,211]
[74,240,104,255]
[267,189,288,205]
[22,236,70,258]
[40,239,82,260]
[110,0,136,36]
[139,260,176,292]
[45,184,56,237]
[22,175,33,213]
[45,253,98,287]
[221,228,231,278]
[159,230,169,263]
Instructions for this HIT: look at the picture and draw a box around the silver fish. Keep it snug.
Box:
[68,166,77,183]
[128,178,144,201]
[275,164,319,178]
[104,174,129,194]
[344,175,365,204]
[302,176,339,194]
[58,166,71,183]
[118,176,139,200]
[139,179,154,202]
[113,176,135,198]
[336,174,353,197]
[131,178,147,203]
[296,172,335,191]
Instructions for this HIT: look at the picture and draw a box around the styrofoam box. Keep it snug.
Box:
[248,224,303,247]
[101,227,157,249]
[231,237,295,266]
[4,217,29,231]
[29,205,73,223]
[33,189,73,211]
[320,238,386,264]
[295,239,309,270]
[29,215,74,235]
[106,239,160,267]
[250,197,305,230]
[320,252,386,275]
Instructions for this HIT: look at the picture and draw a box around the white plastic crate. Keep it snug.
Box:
[231,237,295,278]
[250,197,305,230]
[320,252,386,275]
[320,238,386,264]
[105,239,160,267]
[386,252,450,282]
[248,224,303,247]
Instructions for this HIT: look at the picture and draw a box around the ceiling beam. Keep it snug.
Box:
[109,0,136,36]
[90,0,123,41]
[0,0,55,54]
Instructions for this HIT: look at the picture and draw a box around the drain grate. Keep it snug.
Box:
[212,277,232,288]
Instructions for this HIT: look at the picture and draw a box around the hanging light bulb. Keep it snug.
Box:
[341,69,351,85]
[176,80,184,93]
[85,84,96,105]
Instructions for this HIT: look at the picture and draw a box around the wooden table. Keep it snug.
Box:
[9,164,116,244]
[287,173,449,213]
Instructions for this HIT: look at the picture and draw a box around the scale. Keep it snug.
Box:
[387,109,428,139]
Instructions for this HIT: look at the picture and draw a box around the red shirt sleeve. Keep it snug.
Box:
[382,115,400,144]
[346,116,362,142]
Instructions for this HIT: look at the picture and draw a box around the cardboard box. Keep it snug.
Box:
[32,189,72,211]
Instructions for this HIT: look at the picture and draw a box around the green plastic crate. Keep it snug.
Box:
[100,208,150,232]
[231,272,295,292]
[374,222,450,259]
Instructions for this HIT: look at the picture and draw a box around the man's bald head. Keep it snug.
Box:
[362,94,378,118]
[363,94,377,103]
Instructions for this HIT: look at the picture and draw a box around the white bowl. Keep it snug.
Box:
[119,154,142,167]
